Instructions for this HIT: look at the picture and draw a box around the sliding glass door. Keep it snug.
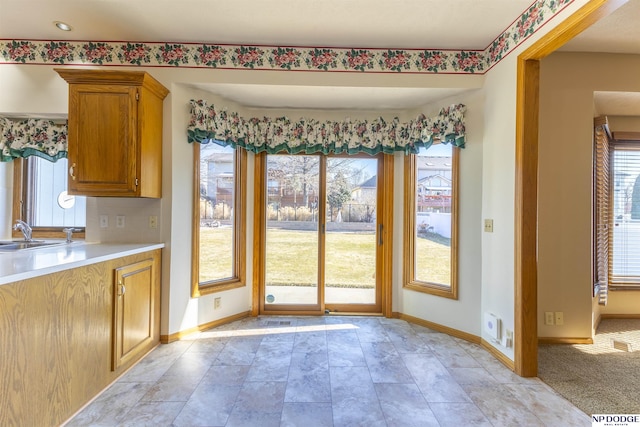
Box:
[260,154,382,314]
[264,155,321,308]
[324,157,378,308]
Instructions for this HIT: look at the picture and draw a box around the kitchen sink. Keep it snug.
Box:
[0,240,68,251]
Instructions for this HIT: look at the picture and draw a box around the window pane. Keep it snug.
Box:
[325,157,377,305]
[198,144,236,283]
[414,144,452,286]
[28,157,86,227]
[611,147,640,282]
[264,154,319,305]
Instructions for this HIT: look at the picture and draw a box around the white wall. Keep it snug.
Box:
[539,52,640,339]
[478,56,518,359]
[395,88,484,337]
[538,53,594,339]
[469,0,593,358]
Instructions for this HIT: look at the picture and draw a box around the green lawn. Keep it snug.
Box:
[199,227,450,286]
[198,227,234,283]
[264,229,319,286]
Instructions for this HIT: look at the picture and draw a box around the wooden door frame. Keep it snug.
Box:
[252,152,393,316]
[514,0,627,376]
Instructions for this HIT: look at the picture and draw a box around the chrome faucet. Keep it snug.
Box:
[63,228,76,243]
[13,220,33,242]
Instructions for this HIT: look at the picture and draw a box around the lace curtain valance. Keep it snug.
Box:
[187,100,465,155]
[0,118,68,162]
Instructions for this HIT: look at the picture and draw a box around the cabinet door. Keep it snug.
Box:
[67,84,138,196]
[113,258,155,370]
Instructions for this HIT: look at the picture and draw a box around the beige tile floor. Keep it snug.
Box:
[66,316,590,426]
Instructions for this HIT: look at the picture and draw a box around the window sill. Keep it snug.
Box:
[12,229,86,240]
[194,279,245,297]
[404,281,458,300]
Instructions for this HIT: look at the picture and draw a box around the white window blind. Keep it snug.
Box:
[26,156,86,228]
[610,143,640,288]
[593,122,610,304]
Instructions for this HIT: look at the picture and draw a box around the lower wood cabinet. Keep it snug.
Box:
[0,249,161,427]
[113,258,157,370]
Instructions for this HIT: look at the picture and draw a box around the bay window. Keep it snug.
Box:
[403,143,459,299]
[191,143,246,296]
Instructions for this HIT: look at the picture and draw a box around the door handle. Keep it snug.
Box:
[69,163,76,180]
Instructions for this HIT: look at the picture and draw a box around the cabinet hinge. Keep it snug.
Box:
[135,91,139,101]
[135,178,139,186]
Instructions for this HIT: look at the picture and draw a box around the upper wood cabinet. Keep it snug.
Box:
[55,69,169,198]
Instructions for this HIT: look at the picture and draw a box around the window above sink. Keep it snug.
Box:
[13,156,86,240]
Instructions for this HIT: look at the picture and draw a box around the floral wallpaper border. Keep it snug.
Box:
[0,0,573,74]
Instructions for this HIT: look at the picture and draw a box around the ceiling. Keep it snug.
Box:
[0,0,533,49]
[594,91,640,117]
[559,1,640,55]
[1,0,638,112]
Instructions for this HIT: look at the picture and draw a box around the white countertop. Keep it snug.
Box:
[0,241,164,286]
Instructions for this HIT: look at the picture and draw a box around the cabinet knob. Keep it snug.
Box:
[69,163,76,180]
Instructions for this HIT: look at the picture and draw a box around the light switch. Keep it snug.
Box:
[484,219,494,233]
[99,215,108,228]
[116,215,125,228]
[544,311,554,325]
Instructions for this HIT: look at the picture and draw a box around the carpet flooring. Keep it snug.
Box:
[538,318,640,415]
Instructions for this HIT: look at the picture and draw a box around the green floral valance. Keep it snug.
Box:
[187,100,465,155]
[0,118,68,162]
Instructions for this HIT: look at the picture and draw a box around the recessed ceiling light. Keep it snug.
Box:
[54,21,72,31]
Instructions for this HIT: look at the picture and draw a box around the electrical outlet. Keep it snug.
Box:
[116,215,125,228]
[99,215,108,228]
[505,329,513,348]
[214,297,221,310]
[544,311,555,325]
[555,312,564,326]
[484,219,494,232]
[149,215,158,229]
